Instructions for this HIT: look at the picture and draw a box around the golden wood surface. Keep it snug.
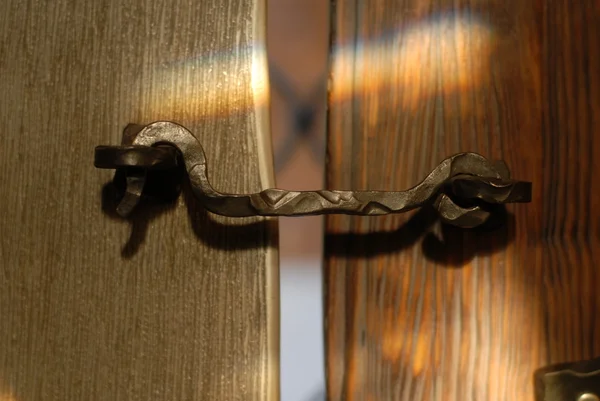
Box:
[0,1,278,401]
[325,1,599,400]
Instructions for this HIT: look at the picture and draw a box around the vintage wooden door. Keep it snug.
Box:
[325,1,600,400]
[0,2,279,401]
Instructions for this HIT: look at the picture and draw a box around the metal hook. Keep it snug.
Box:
[94,122,532,228]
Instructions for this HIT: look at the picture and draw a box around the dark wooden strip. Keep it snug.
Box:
[541,0,600,368]
[326,1,599,400]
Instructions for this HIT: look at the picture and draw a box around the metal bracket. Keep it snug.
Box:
[535,358,600,401]
[94,121,532,228]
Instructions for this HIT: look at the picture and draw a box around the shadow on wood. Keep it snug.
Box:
[101,166,273,258]
[325,205,514,267]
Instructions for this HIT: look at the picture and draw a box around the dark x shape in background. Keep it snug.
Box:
[268,61,327,172]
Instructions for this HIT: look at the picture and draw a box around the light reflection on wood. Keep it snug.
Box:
[330,13,495,112]
[133,44,269,122]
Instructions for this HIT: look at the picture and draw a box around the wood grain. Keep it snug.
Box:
[325,1,599,400]
[0,1,279,401]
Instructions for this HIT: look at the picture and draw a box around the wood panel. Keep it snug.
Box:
[325,1,599,400]
[0,1,278,401]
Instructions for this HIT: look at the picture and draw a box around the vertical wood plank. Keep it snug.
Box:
[541,0,600,366]
[325,1,599,400]
[0,1,279,401]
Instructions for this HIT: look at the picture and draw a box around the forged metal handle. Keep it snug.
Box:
[94,121,532,228]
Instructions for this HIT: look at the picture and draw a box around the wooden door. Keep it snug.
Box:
[0,2,279,401]
[325,1,599,400]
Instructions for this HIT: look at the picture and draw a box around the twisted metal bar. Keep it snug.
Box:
[94,121,532,228]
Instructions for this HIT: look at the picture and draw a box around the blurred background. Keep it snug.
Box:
[267,1,328,400]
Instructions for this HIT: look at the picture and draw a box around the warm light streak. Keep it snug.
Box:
[133,45,269,122]
[130,13,492,121]
[0,391,17,401]
[331,13,495,110]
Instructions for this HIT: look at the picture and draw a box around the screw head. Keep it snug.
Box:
[579,393,600,401]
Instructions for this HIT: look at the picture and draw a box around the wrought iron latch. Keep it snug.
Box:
[94,121,532,228]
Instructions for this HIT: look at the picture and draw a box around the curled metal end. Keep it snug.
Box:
[435,194,492,229]
[94,121,532,228]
